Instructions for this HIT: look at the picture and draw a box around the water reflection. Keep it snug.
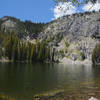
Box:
[0,63,100,100]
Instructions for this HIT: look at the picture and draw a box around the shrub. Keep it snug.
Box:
[80,52,85,60]
[92,44,100,66]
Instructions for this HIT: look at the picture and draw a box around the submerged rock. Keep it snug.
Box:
[89,97,98,100]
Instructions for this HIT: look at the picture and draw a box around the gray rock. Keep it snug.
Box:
[40,12,100,62]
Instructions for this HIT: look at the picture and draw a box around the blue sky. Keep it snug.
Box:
[0,0,54,23]
[0,0,100,23]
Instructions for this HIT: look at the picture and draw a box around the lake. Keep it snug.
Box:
[0,63,100,100]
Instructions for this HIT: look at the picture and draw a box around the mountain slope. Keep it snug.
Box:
[0,12,100,63]
[0,16,45,39]
[39,11,100,62]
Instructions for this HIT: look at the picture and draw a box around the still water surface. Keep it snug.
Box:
[0,63,100,100]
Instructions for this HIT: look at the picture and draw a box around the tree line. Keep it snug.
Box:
[0,31,55,62]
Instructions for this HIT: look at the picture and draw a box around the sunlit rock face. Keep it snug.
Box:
[0,16,23,34]
[43,12,100,41]
[1,20,17,31]
[40,12,100,62]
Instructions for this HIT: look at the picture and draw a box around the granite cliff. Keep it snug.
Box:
[39,11,100,63]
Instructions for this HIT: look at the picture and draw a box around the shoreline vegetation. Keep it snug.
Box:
[0,31,92,65]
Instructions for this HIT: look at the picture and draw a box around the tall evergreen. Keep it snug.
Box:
[0,31,52,62]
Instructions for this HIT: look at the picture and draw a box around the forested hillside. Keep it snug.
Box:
[0,31,55,62]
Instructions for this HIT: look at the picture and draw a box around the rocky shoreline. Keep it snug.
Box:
[60,57,92,66]
[0,57,92,66]
[33,89,100,100]
[0,58,12,63]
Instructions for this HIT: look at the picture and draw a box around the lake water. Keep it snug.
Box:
[0,63,100,100]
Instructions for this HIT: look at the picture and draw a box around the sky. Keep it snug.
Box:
[0,0,100,23]
[53,0,100,19]
[0,0,54,23]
